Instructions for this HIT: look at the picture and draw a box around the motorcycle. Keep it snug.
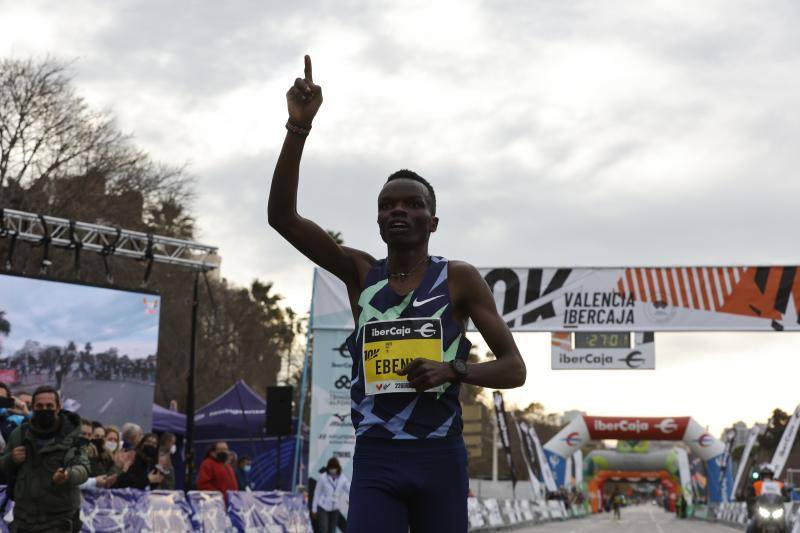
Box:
[750,493,786,533]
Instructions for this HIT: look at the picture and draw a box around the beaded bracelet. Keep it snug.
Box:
[286,120,311,136]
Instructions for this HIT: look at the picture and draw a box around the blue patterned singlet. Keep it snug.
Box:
[346,256,472,439]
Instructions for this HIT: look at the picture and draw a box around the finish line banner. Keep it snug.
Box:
[476,266,800,331]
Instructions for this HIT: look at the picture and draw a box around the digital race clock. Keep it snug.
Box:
[573,332,631,349]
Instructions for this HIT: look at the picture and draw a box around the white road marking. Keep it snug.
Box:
[649,506,666,533]
[99,398,114,414]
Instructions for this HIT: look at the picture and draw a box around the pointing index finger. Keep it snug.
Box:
[304,55,313,83]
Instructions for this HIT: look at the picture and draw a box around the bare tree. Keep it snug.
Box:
[0,57,296,409]
[0,58,193,231]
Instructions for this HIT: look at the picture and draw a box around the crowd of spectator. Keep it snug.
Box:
[0,341,156,389]
[0,384,252,532]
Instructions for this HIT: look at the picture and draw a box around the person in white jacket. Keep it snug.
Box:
[312,457,350,533]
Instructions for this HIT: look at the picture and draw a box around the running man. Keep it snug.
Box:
[269,56,527,533]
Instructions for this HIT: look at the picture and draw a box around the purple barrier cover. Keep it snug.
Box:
[0,485,8,533]
[81,488,193,532]
[227,491,312,533]
[187,491,232,532]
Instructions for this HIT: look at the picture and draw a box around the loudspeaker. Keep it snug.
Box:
[266,386,293,436]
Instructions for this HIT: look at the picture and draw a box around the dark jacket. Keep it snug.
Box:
[158,451,176,490]
[0,410,90,531]
[113,452,160,490]
[234,467,250,491]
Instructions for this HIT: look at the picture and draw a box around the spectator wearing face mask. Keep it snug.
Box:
[0,385,90,532]
[197,441,239,501]
[81,421,116,489]
[115,422,143,473]
[113,432,165,490]
[0,383,30,445]
[157,432,176,490]
[312,457,350,533]
[104,426,120,454]
[234,455,252,491]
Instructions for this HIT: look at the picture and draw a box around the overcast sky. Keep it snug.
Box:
[0,275,160,358]
[2,0,800,436]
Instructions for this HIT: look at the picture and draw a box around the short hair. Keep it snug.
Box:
[238,455,251,465]
[386,169,436,215]
[138,432,159,450]
[32,385,60,407]
[159,432,176,446]
[326,456,342,472]
[91,420,104,430]
[0,383,10,398]
[80,418,92,428]
[121,422,143,444]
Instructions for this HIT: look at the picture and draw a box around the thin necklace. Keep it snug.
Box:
[387,256,430,280]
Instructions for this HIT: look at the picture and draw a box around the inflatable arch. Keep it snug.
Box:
[544,416,733,503]
[587,470,680,513]
[583,448,691,512]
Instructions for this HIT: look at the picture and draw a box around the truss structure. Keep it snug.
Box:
[0,208,219,271]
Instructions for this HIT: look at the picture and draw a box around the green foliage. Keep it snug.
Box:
[757,408,790,459]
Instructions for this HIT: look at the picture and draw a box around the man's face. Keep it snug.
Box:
[377,179,438,248]
[80,424,92,440]
[0,388,7,399]
[33,392,59,413]
[215,443,229,456]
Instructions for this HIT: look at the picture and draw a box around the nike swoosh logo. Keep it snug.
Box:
[412,295,444,307]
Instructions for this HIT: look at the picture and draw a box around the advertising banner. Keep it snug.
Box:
[493,391,518,488]
[477,266,800,331]
[513,415,543,500]
[769,404,800,478]
[308,269,356,482]
[676,448,694,506]
[525,424,558,494]
[732,424,763,497]
[551,331,655,370]
[584,416,691,441]
[0,273,159,429]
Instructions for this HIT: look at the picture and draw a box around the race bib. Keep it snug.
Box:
[362,318,443,395]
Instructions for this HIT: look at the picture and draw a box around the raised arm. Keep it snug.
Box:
[268,55,373,287]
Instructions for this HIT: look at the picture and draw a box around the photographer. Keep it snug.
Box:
[0,385,89,532]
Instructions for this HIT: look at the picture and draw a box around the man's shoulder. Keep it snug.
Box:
[7,423,27,443]
[446,260,484,286]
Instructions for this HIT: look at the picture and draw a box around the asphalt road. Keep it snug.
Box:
[517,505,741,532]
[62,377,154,429]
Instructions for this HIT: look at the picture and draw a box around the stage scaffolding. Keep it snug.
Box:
[1,207,219,490]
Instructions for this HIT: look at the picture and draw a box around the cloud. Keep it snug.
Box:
[4,0,800,432]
